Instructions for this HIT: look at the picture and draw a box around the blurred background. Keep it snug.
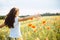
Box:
[0,0,60,16]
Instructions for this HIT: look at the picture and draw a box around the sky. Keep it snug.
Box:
[0,0,60,16]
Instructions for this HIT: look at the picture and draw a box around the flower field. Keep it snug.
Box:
[0,16,60,40]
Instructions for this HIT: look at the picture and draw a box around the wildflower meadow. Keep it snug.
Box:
[0,16,60,40]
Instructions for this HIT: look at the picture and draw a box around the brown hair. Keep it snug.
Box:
[4,7,19,28]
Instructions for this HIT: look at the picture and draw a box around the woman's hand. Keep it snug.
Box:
[33,14,41,18]
[32,14,41,20]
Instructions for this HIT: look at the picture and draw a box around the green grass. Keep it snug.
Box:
[0,16,60,40]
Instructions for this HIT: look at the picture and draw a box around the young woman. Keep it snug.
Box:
[0,7,40,40]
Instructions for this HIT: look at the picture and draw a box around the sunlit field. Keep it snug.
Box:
[0,16,60,40]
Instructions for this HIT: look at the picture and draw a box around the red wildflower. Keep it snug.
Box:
[47,26,50,30]
[28,24,32,27]
[31,25,36,28]
[30,17,33,20]
[42,21,46,24]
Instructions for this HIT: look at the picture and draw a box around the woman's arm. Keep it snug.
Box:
[0,23,5,28]
[18,14,40,21]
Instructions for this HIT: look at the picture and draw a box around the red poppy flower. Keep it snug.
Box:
[47,26,50,30]
[28,24,32,27]
[31,25,36,28]
[30,17,33,20]
[42,20,46,25]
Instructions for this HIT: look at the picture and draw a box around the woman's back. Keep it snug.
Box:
[9,17,22,38]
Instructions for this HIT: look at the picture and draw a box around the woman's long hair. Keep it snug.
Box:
[4,7,19,28]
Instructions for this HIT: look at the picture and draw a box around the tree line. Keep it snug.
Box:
[0,13,60,19]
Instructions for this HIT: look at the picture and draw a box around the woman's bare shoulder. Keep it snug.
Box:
[0,23,5,28]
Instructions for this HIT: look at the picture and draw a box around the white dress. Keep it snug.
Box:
[9,17,22,38]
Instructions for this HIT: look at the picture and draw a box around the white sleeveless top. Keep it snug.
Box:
[9,17,22,38]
